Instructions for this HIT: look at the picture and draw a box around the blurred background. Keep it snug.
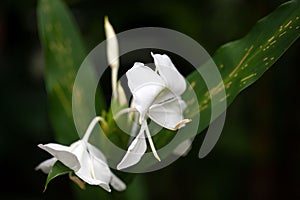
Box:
[0,0,299,199]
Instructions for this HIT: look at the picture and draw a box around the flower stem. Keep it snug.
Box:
[112,67,118,99]
[114,107,138,120]
[82,116,106,142]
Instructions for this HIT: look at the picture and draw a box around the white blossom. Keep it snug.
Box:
[36,117,126,192]
[117,53,191,170]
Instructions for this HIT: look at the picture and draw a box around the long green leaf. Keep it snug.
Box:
[189,0,300,128]
[153,0,300,158]
[37,0,106,144]
[37,0,107,198]
[187,0,300,152]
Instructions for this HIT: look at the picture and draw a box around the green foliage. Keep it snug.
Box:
[37,0,105,144]
[37,0,106,198]
[153,0,300,153]
[37,0,300,198]
[37,0,85,143]
[187,0,300,133]
[44,161,72,192]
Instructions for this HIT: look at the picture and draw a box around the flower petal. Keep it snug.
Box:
[74,154,103,185]
[148,97,189,130]
[126,62,165,121]
[38,143,80,171]
[110,172,127,191]
[70,141,111,191]
[91,155,112,192]
[117,124,147,170]
[35,157,57,174]
[87,142,126,192]
[86,143,108,163]
[127,62,164,91]
[151,52,186,96]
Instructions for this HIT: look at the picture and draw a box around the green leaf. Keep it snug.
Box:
[37,0,108,198]
[189,0,300,126]
[154,0,300,156]
[44,161,72,192]
[37,0,106,144]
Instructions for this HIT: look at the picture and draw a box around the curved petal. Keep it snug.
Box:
[152,87,176,105]
[117,124,147,170]
[110,172,127,191]
[126,62,165,120]
[74,146,104,186]
[87,142,126,192]
[126,62,164,92]
[87,143,107,163]
[148,98,190,130]
[133,83,166,122]
[38,143,80,171]
[91,154,112,192]
[151,52,186,96]
[35,157,57,174]
[69,141,111,191]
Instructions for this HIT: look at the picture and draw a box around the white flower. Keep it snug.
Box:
[117,53,191,170]
[36,117,126,192]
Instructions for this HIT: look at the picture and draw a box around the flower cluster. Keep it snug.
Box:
[36,17,190,192]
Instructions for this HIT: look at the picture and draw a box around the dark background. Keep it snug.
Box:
[0,0,299,199]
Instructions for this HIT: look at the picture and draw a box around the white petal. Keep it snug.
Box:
[126,62,164,92]
[104,16,119,69]
[152,89,176,105]
[86,143,107,163]
[173,139,193,156]
[35,157,57,174]
[117,124,147,170]
[74,151,103,185]
[72,141,111,191]
[110,173,127,191]
[88,143,112,191]
[87,142,126,192]
[148,98,188,130]
[91,154,112,192]
[133,84,166,122]
[76,165,110,189]
[99,183,111,192]
[126,62,165,120]
[151,52,186,96]
[38,143,80,171]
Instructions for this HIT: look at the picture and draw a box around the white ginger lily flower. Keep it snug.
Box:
[117,53,191,170]
[36,117,126,192]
